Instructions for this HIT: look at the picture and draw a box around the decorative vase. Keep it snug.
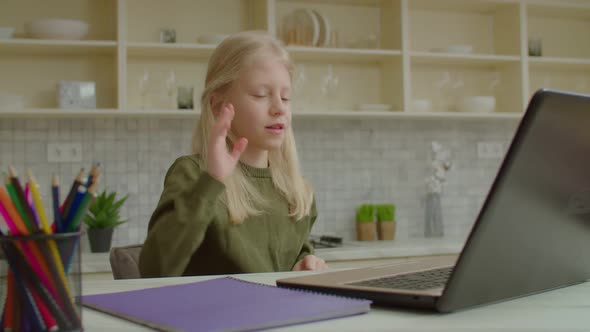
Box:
[377,221,395,240]
[424,192,444,237]
[88,228,114,253]
[356,222,376,241]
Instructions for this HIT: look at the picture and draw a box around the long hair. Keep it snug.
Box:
[191,31,313,224]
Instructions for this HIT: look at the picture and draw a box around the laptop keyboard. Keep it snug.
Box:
[348,266,453,290]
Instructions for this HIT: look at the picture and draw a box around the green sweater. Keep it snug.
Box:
[139,155,316,277]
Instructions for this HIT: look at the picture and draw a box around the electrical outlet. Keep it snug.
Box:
[477,141,504,159]
[47,143,83,163]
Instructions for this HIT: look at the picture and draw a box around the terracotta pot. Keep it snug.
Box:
[356,222,376,241]
[377,221,396,240]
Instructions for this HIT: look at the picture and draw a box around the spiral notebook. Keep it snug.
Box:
[82,276,371,332]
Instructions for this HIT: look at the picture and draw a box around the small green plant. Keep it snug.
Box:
[84,190,128,229]
[356,204,375,223]
[376,204,396,222]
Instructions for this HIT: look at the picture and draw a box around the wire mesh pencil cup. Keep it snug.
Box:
[0,232,82,332]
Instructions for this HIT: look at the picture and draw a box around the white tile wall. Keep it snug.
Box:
[0,117,518,250]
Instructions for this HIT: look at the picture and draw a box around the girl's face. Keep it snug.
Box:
[225,55,292,156]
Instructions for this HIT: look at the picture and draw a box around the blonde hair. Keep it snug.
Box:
[192,30,313,224]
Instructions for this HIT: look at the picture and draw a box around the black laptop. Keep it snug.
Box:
[277,89,590,312]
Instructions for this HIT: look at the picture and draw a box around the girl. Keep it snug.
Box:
[139,31,328,277]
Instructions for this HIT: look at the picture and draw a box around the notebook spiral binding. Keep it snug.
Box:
[228,276,370,303]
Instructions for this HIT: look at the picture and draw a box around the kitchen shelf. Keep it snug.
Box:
[286,46,401,63]
[0,39,117,56]
[0,0,588,119]
[276,0,383,7]
[528,57,590,69]
[410,52,521,66]
[0,108,121,118]
[294,110,522,120]
[126,42,216,59]
[409,0,520,12]
[0,108,523,120]
[0,108,200,118]
[526,2,590,59]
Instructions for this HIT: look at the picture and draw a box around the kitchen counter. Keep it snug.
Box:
[82,270,590,331]
[81,238,464,275]
[315,238,463,261]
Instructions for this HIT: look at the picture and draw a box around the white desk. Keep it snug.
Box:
[82,271,590,331]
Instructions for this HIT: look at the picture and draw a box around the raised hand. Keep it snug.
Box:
[207,103,248,182]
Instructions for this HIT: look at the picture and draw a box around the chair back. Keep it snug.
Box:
[109,244,142,279]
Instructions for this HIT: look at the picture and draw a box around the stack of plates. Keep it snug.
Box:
[282,8,330,47]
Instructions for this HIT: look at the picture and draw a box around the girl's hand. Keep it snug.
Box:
[292,255,329,271]
[207,103,248,181]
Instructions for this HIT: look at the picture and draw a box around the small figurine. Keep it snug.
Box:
[424,141,452,237]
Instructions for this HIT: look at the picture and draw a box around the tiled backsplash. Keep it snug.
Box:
[0,117,518,250]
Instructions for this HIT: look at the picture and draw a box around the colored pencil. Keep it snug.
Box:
[3,241,71,330]
[4,174,34,233]
[13,278,21,332]
[10,260,48,331]
[0,197,16,235]
[64,181,99,272]
[0,169,79,332]
[67,182,98,232]
[62,187,85,232]
[5,271,14,330]
[0,185,29,235]
[61,168,85,224]
[2,174,70,324]
[86,162,100,188]
[8,166,38,233]
[25,183,41,228]
[51,175,62,233]
[26,170,52,234]
[27,169,74,295]
[1,183,57,294]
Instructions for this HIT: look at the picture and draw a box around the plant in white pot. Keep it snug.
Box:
[84,190,128,253]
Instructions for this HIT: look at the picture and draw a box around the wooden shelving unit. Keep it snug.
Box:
[0,0,588,119]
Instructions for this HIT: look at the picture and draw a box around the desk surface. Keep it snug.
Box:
[82,271,590,331]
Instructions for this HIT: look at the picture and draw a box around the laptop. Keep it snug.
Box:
[277,89,590,312]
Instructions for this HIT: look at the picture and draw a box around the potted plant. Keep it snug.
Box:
[355,204,376,241]
[376,204,396,240]
[84,190,128,253]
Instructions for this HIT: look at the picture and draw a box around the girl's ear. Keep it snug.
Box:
[210,92,221,116]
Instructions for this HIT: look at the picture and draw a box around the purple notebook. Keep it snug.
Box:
[82,276,371,332]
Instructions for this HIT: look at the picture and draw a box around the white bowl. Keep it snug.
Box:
[411,99,432,112]
[197,33,228,45]
[26,19,89,40]
[0,27,15,39]
[458,96,496,113]
[446,44,473,54]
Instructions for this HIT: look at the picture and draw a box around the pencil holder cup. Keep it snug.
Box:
[0,232,83,331]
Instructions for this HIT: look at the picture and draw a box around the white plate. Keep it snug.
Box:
[312,10,330,47]
[292,8,319,47]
